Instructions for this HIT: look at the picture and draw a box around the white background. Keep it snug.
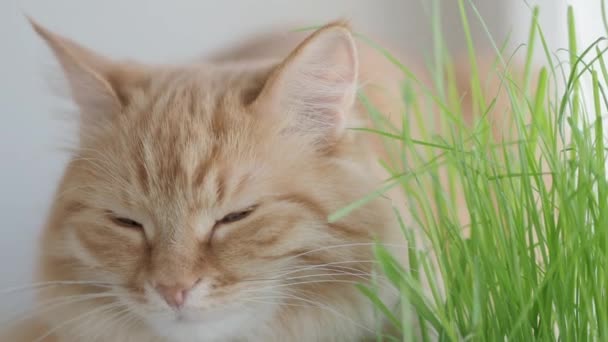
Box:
[0,0,595,315]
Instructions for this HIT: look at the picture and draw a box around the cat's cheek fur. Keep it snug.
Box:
[78,225,143,255]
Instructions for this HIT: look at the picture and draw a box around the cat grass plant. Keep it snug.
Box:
[335,1,608,340]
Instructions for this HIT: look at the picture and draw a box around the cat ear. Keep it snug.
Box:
[29,18,141,128]
[254,22,358,146]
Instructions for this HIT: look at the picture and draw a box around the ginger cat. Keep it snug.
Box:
[2,19,423,341]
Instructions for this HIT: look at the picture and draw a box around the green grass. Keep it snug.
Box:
[335,1,608,340]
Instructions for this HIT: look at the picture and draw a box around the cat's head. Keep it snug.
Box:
[32,19,393,340]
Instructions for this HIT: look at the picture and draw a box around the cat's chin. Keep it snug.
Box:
[146,304,274,342]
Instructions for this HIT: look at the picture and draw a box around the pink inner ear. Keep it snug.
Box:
[259,26,359,144]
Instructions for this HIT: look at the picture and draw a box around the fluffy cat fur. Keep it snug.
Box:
[2,19,419,342]
[3,14,523,340]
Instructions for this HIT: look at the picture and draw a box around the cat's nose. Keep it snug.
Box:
[155,278,200,309]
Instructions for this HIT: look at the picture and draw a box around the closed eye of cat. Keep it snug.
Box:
[208,206,257,244]
[107,212,144,230]
[217,206,257,225]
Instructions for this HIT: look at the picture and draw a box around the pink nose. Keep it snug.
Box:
[155,279,199,309]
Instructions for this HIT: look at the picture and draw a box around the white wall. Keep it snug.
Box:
[0,0,597,317]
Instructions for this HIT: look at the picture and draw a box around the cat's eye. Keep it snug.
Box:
[218,206,256,225]
[109,213,143,230]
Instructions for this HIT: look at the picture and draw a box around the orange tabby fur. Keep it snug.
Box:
[0,20,417,342]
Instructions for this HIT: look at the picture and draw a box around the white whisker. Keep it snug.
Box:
[89,306,134,342]
[242,259,380,282]
[0,280,117,295]
[1,293,121,328]
[278,242,410,265]
[265,290,376,334]
[272,259,380,278]
[32,302,127,342]
[241,279,368,295]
